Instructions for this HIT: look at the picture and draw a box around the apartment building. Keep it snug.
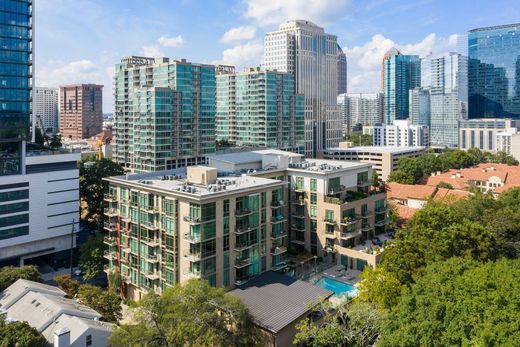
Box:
[337,93,383,134]
[114,56,217,172]
[319,144,427,180]
[59,84,103,140]
[459,118,519,152]
[216,67,305,151]
[34,87,59,134]
[365,119,429,147]
[105,150,390,297]
[0,146,80,267]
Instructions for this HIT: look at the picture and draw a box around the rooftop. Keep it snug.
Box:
[230,271,332,333]
[324,146,426,154]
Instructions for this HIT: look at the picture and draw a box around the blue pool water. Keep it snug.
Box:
[314,277,358,299]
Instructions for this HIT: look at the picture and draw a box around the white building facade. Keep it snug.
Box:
[264,20,342,157]
[366,119,429,147]
[338,93,383,134]
[459,118,519,152]
[33,87,59,134]
[0,149,80,266]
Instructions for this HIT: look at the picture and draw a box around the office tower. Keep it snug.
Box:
[337,93,383,133]
[114,57,216,172]
[369,119,429,147]
[34,87,59,134]
[59,84,103,140]
[426,53,468,148]
[409,88,431,126]
[381,48,421,124]
[216,68,305,151]
[337,45,347,95]
[264,20,342,157]
[468,24,520,118]
[105,150,389,297]
[0,0,32,176]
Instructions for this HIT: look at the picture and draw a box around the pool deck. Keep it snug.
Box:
[306,264,361,286]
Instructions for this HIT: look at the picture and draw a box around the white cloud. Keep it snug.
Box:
[141,45,165,57]
[37,59,105,87]
[345,33,460,93]
[158,35,185,47]
[220,25,257,44]
[243,0,350,27]
[217,42,264,68]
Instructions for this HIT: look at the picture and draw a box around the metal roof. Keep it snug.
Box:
[230,271,332,333]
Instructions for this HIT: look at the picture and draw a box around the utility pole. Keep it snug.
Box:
[70,219,75,277]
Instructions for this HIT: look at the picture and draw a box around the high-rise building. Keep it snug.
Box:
[337,93,383,133]
[0,0,32,176]
[382,48,421,124]
[366,119,429,147]
[264,20,342,157]
[425,53,468,148]
[114,57,217,172]
[104,150,389,298]
[409,88,431,127]
[34,87,58,134]
[216,67,305,151]
[468,23,520,118]
[337,45,347,95]
[59,84,103,140]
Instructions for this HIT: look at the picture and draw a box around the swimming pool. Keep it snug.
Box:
[314,276,358,299]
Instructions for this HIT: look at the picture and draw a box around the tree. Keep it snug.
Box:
[0,315,46,347]
[294,299,386,347]
[379,258,520,346]
[356,267,402,310]
[371,170,380,189]
[344,133,373,146]
[77,284,122,323]
[110,279,261,347]
[49,134,62,149]
[387,170,415,185]
[34,127,45,146]
[436,181,453,189]
[78,155,124,220]
[79,234,107,280]
[54,274,80,298]
[0,265,41,291]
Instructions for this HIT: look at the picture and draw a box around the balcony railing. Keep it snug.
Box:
[183,215,201,223]
[292,198,305,206]
[270,216,286,224]
[104,193,116,202]
[325,231,336,239]
[142,253,160,263]
[236,226,253,235]
[291,224,305,232]
[340,217,357,226]
[183,232,202,243]
[103,236,116,246]
[142,222,159,230]
[235,208,252,217]
[104,222,117,231]
[323,217,336,225]
[340,230,361,240]
[183,250,202,262]
[270,246,287,255]
[234,241,257,252]
[103,250,116,261]
[375,206,389,214]
[375,218,390,227]
[142,238,160,247]
[271,231,287,239]
[270,200,285,208]
[143,270,160,280]
[234,258,252,268]
[105,208,118,217]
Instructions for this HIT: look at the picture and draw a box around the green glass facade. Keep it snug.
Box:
[114,57,216,172]
[216,69,304,151]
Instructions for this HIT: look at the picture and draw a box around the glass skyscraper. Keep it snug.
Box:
[0,0,32,175]
[468,23,520,118]
[382,48,421,124]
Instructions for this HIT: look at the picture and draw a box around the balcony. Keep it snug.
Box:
[362,224,372,232]
[323,217,336,225]
[235,208,253,218]
[103,236,116,246]
[292,211,305,219]
[375,218,390,227]
[104,193,116,202]
[144,205,159,214]
[293,186,305,193]
[144,271,160,281]
[340,217,357,226]
[292,198,305,206]
[183,269,201,279]
[324,245,335,253]
[142,253,160,263]
[122,275,131,284]
[291,224,305,232]
[272,261,288,271]
[183,215,201,224]
[105,208,118,217]
[271,231,287,239]
[270,215,286,224]
[142,222,159,230]
[375,206,389,214]
[183,250,202,262]
[359,212,373,219]
[142,238,160,247]
[325,232,336,239]
[183,232,202,243]
[103,250,116,261]
[234,241,256,252]
[270,200,285,209]
[234,258,252,268]
[235,226,253,235]
[340,230,361,240]
[104,222,117,231]
[270,246,287,256]
[357,180,371,188]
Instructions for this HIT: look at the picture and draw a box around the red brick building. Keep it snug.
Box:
[59,84,103,140]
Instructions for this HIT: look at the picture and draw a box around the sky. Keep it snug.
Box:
[35,0,520,113]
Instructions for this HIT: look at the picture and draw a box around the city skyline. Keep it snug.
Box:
[35,0,520,112]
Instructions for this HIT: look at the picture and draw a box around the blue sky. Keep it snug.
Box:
[35,0,520,112]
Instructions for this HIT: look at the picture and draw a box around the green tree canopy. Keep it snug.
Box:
[344,133,373,146]
[356,267,402,310]
[77,284,122,323]
[379,258,520,346]
[79,234,107,280]
[79,155,124,220]
[110,279,261,347]
[0,265,41,291]
[0,315,46,347]
[54,274,80,298]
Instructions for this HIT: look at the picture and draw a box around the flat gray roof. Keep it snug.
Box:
[230,271,332,334]
[323,146,426,154]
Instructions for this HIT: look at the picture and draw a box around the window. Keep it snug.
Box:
[479,130,484,149]
[328,177,340,193]
[488,130,493,150]
[325,210,334,221]
[86,335,92,346]
[310,178,317,192]
[310,193,317,205]
[295,177,304,190]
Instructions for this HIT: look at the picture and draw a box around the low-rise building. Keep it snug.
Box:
[319,144,427,180]
[459,118,519,152]
[0,145,80,267]
[104,150,391,298]
[0,279,114,347]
